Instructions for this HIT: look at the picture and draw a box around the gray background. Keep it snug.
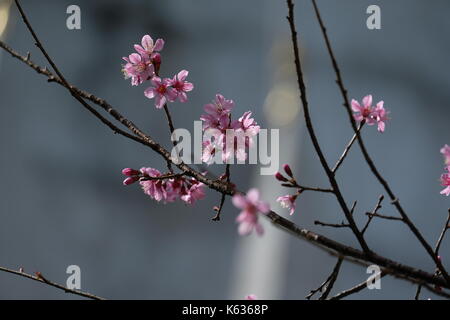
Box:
[0,0,449,299]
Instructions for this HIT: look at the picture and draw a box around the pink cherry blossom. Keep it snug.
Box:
[144,77,177,109]
[134,35,164,59]
[201,94,234,130]
[232,189,270,236]
[180,181,206,205]
[441,145,450,165]
[277,195,296,215]
[139,167,167,202]
[123,167,205,204]
[441,171,450,196]
[352,95,389,132]
[352,95,376,125]
[374,101,389,133]
[122,53,154,86]
[167,70,194,103]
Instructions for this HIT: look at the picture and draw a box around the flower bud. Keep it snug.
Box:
[123,176,139,186]
[283,164,293,177]
[275,172,288,182]
[122,168,140,176]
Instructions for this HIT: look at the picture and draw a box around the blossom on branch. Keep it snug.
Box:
[144,77,177,109]
[122,53,154,86]
[352,95,389,132]
[232,189,270,236]
[121,167,205,204]
[167,70,194,103]
[440,169,450,197]
[441,145,450,165]
[276,195,297,216]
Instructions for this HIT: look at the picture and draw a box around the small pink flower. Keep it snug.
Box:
[440,172,450,196]
[374,101,389,133]
[201,94,234,130]
[277,195,296,216]
[144,77,177,109]
[232,189,270,236]
[167,70,194,103]
[352,95,376,125]
[441,145,450,165]
[139,167,167,202]
[180,181,206,205]
[134,35,164,59]
[352,95,389,132]
[245,294,257,300]
[122,53,154,86]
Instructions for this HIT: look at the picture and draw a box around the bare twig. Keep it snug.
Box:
[332,123,363,173]
[314,221,350,229]
[362,195,385,235]
[306,257,343,300]
[330,272,387,300]
[0,266,105,300]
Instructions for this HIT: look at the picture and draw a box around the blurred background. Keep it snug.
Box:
[0,0,449,300]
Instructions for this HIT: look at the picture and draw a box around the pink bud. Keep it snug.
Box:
[123,176,139,186]
[152,53,161,73]
[283,164,293,177]
[275,172,288,182]
[122,168,139,176]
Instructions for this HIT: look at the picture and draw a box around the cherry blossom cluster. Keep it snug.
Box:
[200,94,260,164]
[351,95,389,132]
[122,35,193,108]
[440,145,450,196]
[122,168,205,205]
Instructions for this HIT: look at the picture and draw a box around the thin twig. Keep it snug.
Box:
[332,123,363,173]
[330,272,387,300]
[314,221,350,229]
[365,212,403,222]
[362,195,385,235]
[306,257,343,300]
[0,266,105,300]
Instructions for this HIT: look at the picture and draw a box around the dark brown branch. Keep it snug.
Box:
[362,195,385,235]
[310,0,450,284]
[212,164,231,221]
[0,266,105,300]
[286,0,370,254]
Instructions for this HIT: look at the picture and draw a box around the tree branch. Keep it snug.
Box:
[0,266,105,300]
